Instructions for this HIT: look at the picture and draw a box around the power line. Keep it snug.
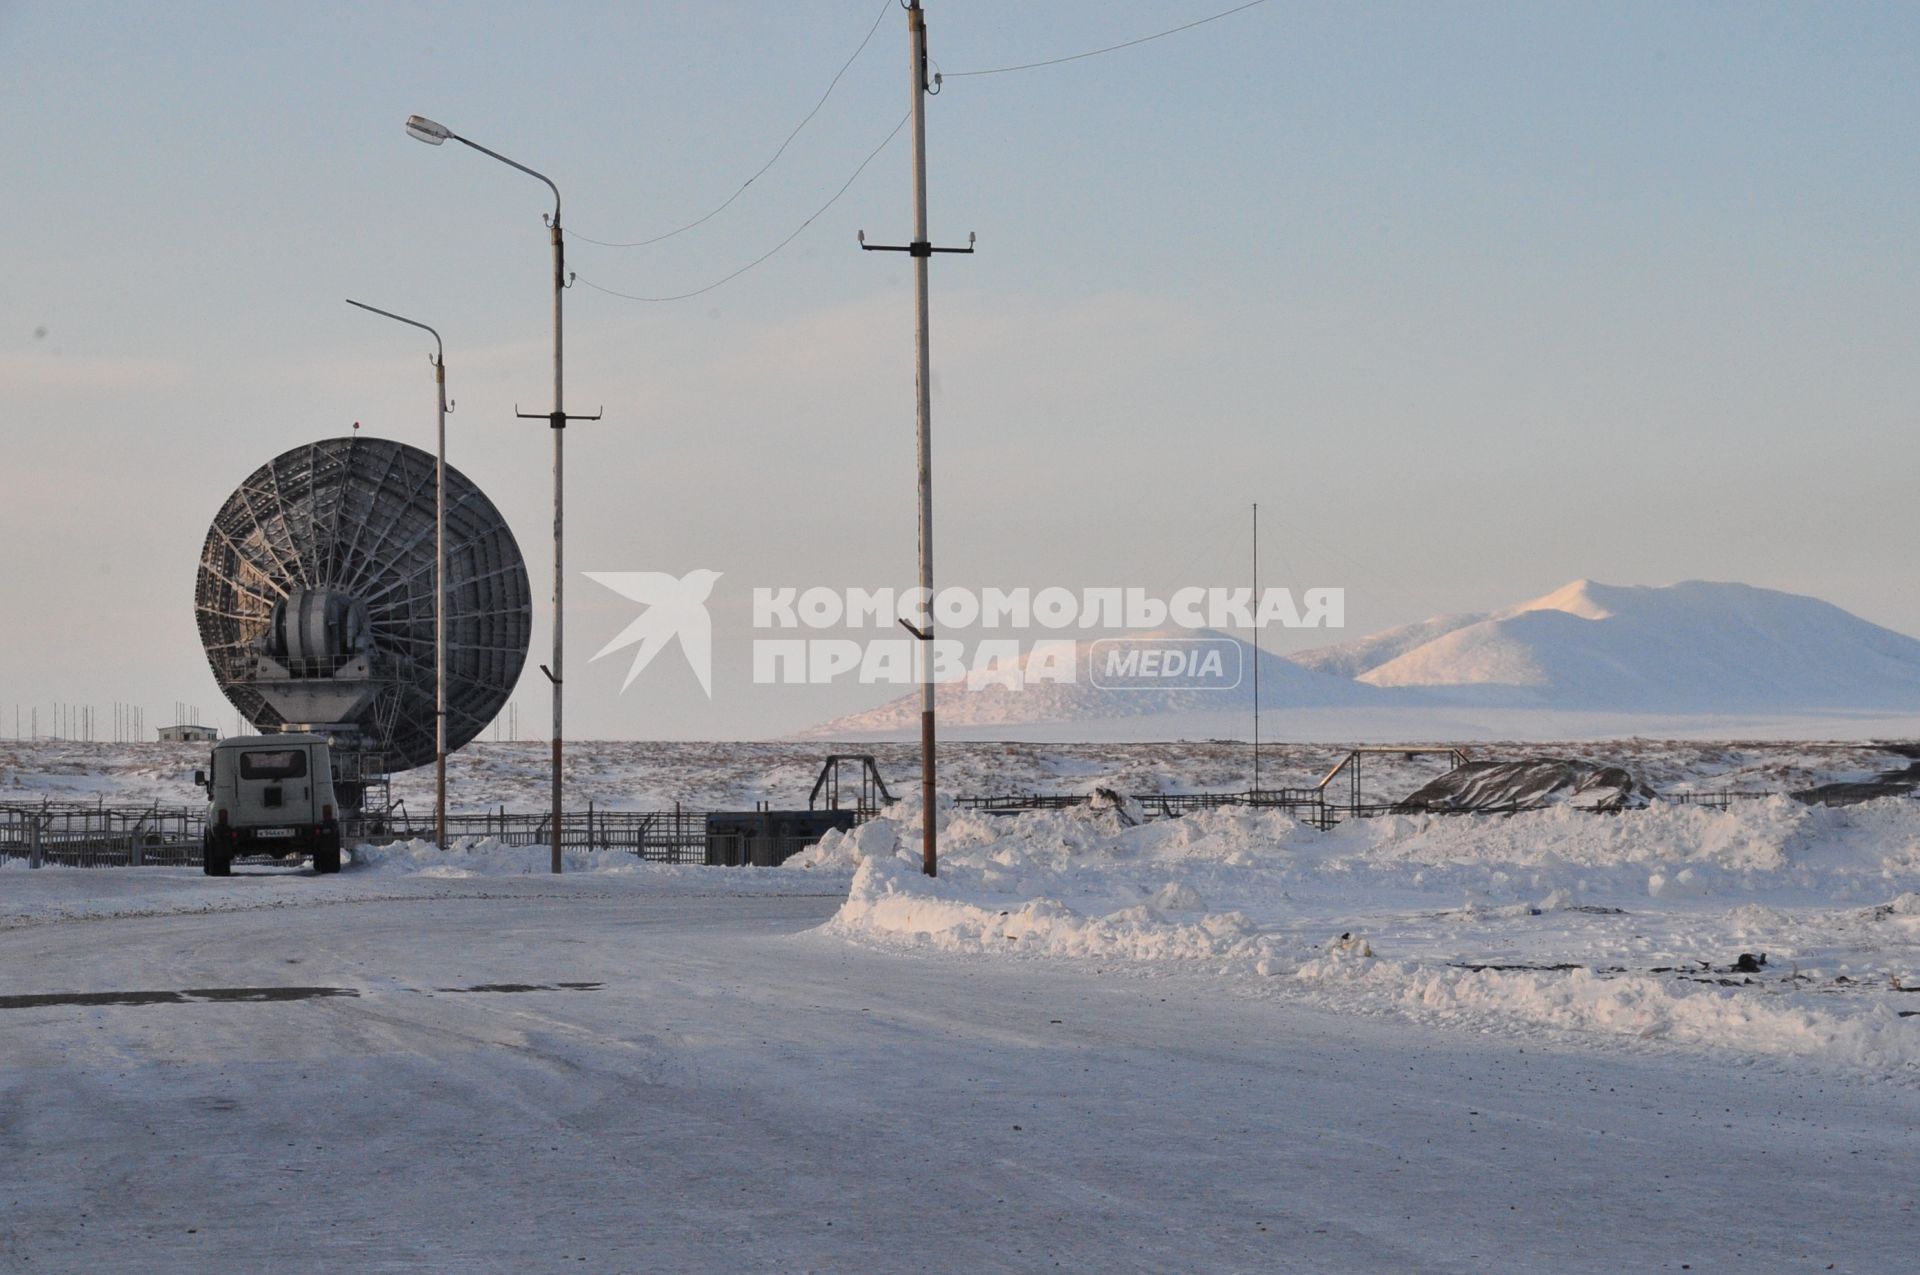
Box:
[576,110,909,304]
[943,0,1270,78]
[568,0,894,249]
[581,1,1268,301]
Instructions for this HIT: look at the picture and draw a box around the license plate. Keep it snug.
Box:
[253,828,295,839]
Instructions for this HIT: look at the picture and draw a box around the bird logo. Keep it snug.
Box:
[584,569,723,697]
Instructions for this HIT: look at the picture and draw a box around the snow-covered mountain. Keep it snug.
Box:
[798,581,1920,740]
[1294,579,1920,712]
[1287,611,1485,679]
[799,627,1387,738]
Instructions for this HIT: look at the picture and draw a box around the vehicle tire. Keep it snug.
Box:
[312,844,341,875]
[203,840,231,877]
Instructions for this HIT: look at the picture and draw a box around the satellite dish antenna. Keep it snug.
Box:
[195,436,531,786]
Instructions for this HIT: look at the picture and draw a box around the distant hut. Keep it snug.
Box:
[157,723,219,744]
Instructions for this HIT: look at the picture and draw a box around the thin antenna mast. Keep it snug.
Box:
[1252,501,1260,795]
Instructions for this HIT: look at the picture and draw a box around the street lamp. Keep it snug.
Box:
[408,115,597,875]
[344,299,449,852]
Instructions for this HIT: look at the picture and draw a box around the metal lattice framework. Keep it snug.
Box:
[195,436,531,773]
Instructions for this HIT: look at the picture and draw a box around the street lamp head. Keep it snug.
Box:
[406,115,451,145]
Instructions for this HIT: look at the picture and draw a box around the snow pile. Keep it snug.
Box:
[790,815,902,868]
[821,793,1920,1076]
[1293,959,1920,1074]
[827,856,1301,965]
[1337,793,1920,880]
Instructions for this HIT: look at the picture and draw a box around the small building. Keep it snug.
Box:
[157,723,219,744]
[704,809,856,867]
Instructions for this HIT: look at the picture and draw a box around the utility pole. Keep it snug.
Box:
[861,0,973,878]
[511,197,603,874]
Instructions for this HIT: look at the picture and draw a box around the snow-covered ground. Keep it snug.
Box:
[6,738,1919,1268]
[11,735,1919,1081]
[4,854,1917,1271]
[3,735,1914,811]
[797,793,1920,1080]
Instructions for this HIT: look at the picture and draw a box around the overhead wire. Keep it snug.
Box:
[567,0,894,249]
[579,0,1272,302]
[575,111,909,303]
[942,0,1270,78]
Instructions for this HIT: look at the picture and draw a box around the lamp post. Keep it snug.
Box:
[408,115,596,875]
[345,299,449,851]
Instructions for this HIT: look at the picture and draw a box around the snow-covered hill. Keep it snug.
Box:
[800,580,1920,740]
[1286,611,1485,679]
[1325,580,1920,711]
[799,627,1388,739]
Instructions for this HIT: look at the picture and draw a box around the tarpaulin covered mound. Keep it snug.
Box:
[1795,746,1920,807]
[1395,758,1656,812]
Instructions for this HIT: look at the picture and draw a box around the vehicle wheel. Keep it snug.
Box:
[203,842,231,877]
[312,844,341,875]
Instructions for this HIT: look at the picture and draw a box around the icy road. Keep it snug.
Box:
[1,872,1913,1273]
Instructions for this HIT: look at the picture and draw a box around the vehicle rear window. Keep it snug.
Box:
[239,749,307,780]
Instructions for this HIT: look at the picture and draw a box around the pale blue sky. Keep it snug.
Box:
[2,1,1915,738]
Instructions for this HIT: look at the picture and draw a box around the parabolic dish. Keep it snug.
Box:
[195,436,531,773]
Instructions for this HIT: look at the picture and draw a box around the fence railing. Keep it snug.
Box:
[953,789,1343,828]
[1657,790,1773,810]
[0,803,721,868]
[950,786,1781,827]
[0,803,205,868]
[1,785,1789,870]
[380,807,712,864]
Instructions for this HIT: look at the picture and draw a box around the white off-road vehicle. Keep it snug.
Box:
[196,734,342,876]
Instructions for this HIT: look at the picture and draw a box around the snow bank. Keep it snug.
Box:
[822,793,1920,1077]
[1295,958,1920,1075]
[827,856,1306,966]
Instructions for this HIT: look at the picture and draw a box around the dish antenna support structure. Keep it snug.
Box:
[195,436,531,821]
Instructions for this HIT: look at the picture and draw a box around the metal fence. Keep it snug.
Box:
[0,804,205,868]
[381,806,712,864]
[0,803,725,869]
[1658,790,1773,811]
[954,789,1341,827]
[1,786,1788,870]
[951,786,1780,828]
